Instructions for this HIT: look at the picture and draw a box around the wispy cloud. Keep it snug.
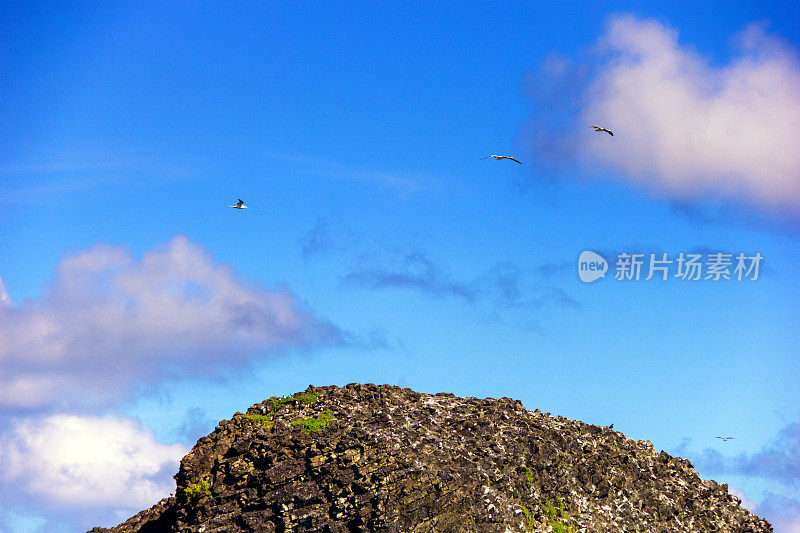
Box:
[756,493,800,533]
[175,407,216,444]
[341,253,580,317]
[729,486,759,513]
[727,486,800,533]
[302,219,332,260]
[0,144,200,205]
[342,251,477,302]
[482,262,580,310]
[532,261,572,277]
[676,427,800,530]
[0,234,340,411]
[522,53,589,177]
[0,276,10,306]
[264,150,440,196]
[734,421,800,486]
[693,418,800,487]
[670,200,800,235]
[301,218,347,260]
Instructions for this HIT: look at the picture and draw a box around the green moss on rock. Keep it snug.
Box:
[291,409,335,433]
[178,480,212,506]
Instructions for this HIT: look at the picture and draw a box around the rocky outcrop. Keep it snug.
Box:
[90,383,771,532]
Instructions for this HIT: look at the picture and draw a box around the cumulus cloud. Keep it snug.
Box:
[580,15,800,211]
[0,414,186,508]
[0,234,339,410]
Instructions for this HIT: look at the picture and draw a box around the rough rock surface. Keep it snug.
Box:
[90,383,771,532]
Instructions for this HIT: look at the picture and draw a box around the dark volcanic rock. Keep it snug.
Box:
[90,384,771,532]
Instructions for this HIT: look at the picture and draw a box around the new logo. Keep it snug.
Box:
[578,251,608,283]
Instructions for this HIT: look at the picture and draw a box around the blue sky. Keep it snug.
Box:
[1,1,799,531]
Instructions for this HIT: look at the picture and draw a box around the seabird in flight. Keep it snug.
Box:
[592,125,614,136]
[229,199,247,209]
[592,126,614,137]
[716,436,735,441]
[483,155,522,164]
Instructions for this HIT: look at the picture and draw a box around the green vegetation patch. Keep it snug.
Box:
[291,409,335,433]
[542,500,556,520]
[520,503,535,531]
[270,396,292,413]
[269,392,318,413]
[293,392,318,405]
[519,468,575,532]
[541,497,576,533]
[525,467,535,485]
[240,392,320,428]
[178,480,212,506]
[242,413,272,427]
[555,497,570,519]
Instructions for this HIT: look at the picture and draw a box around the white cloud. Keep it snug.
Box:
[581,15,800,211]
[0,276,9,306]
[729,485,758,512]
[0,234,339,410]
[0,414,186,508]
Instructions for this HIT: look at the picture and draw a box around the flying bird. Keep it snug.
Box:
[483,155,522,164]
[592,125,614,136]
[229,199,247,209]
[716,436,735,441]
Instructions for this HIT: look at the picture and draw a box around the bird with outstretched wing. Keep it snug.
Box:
[592,125,614,136]
[483,154,522,164]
